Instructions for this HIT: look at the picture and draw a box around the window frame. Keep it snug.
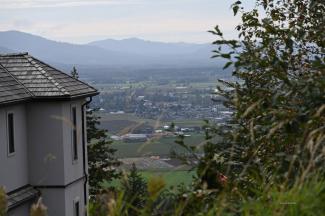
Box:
[71,105,78,162]
[6,111,15,157]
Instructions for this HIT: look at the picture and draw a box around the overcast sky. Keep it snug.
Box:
[0,0,255,44]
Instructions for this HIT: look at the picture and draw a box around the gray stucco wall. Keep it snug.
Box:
[27,100,86,186]
[8,202,31,216]
[39,187,66,216]
[0,105,29,192]
[1,99,88,215]
[27,102,65,186]
[64,179,86,216]
[40,179,85,216]
[26,100,88,215]
[62,100,85,184]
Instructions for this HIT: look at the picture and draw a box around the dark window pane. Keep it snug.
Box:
[8,113,15,154]
[75,201,79,216]
[72,107,78,160]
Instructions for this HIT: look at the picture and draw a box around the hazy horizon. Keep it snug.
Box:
[0,29,210,45]
[0,0,254,44]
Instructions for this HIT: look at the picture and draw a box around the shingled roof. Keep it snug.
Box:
[0,53,98,105]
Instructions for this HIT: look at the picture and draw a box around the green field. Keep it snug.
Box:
[140,170,196,188]
[100,113,205,134]
[98,113,208,157]
[102,170,196,189]
[100,113,158,134]
[166,119,206,127]
[111,133,206,158]
[98,112,206,190]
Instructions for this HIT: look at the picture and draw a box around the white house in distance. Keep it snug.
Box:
[0,53,98,216]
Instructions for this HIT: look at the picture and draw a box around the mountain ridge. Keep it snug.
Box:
[0,30,217,67]
[88,37,210,55]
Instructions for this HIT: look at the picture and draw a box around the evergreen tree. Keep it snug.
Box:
[71,66,79,79]
[120,163,147,215]
[87,108,121,195]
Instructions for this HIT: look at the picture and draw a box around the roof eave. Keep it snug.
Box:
[70,91,100,99]
[29,91,99,101]
[0,98,31,107]
[0,91,99,106]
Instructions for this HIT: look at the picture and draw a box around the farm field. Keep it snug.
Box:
[111,133,206,158]
[140,170,196,188]
[102,170,196,189]
[100,113,158,134]
[97,112,212,188]
[98,113,219,158]
[99,113,206,134]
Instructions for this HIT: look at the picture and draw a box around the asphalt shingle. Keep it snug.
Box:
[0,53,98,105]
[0,64,31,104]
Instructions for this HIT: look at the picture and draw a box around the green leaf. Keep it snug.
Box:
[221,53,232,59]
[223,61,233,69]
[209,25,223,36]
[233,5,239,16]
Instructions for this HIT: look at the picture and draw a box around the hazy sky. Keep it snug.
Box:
[0,0,255,44]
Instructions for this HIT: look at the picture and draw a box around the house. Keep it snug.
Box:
[0,53,98,215]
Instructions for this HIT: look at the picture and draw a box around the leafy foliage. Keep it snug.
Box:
[30,198,47,216]
[207,0,325,193]
[171,0,325,214]
[241,177,325,216]
[0,187,7,216]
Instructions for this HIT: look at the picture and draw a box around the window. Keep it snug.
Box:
[7,113,15,155]
[74,199,80,216]
[72,106,78,160]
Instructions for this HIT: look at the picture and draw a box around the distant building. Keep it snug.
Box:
[180,128,193,132]
[110,135,122,141]
[122,134,148,142]
[0,53,98,216]
[163,125,170,130]
[137,96,145,101]
[220,111,233,115]
[109,110,125,114]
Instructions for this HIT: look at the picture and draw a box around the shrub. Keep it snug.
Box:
[0,187,7,216]
[30,198,47,216]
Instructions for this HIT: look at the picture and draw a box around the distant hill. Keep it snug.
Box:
[0,31,140,66]
[88,38,209,55]
[0,31,218,67]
